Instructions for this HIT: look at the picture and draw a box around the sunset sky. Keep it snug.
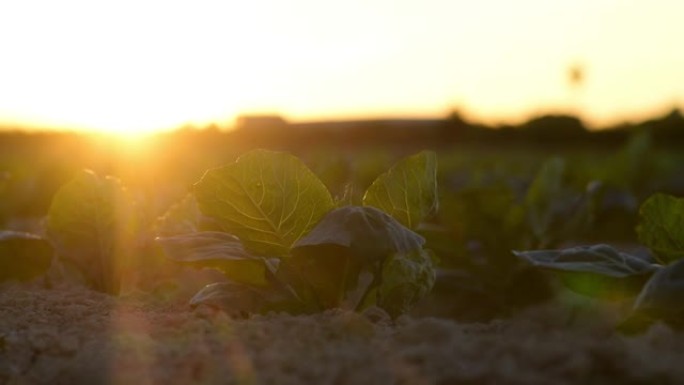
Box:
[0,0,682,134]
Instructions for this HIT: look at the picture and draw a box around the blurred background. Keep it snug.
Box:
[1,0,682,134]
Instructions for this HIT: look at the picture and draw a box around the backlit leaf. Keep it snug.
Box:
[46,170,136,294]
[193,150,334,257]
[363,151,438,229]
[637,193,684,264]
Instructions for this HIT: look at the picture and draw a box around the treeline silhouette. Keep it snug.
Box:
[231,108,684,149]
[2,108,684,152]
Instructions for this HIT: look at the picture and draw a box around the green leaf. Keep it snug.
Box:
[375,248,436,318]
[46,170,136,294]
[525,157,566,243]
[193,150,334,257]
[282,245,372,310]
[514,244,659,299]
[0,231,53,282]
[514,244,658,278]
[156,231,271,286]
[294,205,425,262]
[362,150,438,229]
[289,205,428,313]
[637,193,684,264]
[523,157,596,248]
[526,157,566,208]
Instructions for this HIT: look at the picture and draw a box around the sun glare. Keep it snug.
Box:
[0,0,683,132]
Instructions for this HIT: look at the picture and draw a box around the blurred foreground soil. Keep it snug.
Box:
[2,282,684,385]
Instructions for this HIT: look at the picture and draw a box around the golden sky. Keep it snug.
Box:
[1,0,682,134]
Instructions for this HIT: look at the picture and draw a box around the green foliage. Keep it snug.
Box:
[193,149,335,257]
[0,231,53,282]
[363,150,438,229]
[601,130,653,190]
[294,205,425,262]
[525,158,566,212]
[46,170,137,294]
[514,244,658,278]
[524,157,597,248]
[156,231,272,286]
[514,244,658,299]
[525,157,566,241]
[637,193,684,264]
[614,192,684,332]
[289,206,431,312]
[160,150,437,318]
[519,191,684,332]
[374,248,436,318]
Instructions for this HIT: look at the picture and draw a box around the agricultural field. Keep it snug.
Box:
[2,128,684,384]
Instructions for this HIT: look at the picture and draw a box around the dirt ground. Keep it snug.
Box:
[2,280,684,385]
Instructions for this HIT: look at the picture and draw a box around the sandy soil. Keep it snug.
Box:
[2,281,684,385]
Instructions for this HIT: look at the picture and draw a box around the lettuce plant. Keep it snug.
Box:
[157,149,437,318]
[0,170,139,291]
[514,192,684,332]
[46,170,138,294]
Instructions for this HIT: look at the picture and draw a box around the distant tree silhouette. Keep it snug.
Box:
[519,115,587,143]
[639,108,684,144]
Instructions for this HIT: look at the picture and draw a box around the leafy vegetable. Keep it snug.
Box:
[524,157,596,248]
[156,231,273,286]
[514,244,658,278]
[637,193,684,264]
[161,151,437,318]
[373,248,436,318]
[193,149,334,257]
[46,170,137,294]
[0,231,53,282]
[363,150,438,229]
[294,205,425,262]
[289,205,431,312]
[525,158,566,218]
[280,246,371,310]
[514,244,659,299]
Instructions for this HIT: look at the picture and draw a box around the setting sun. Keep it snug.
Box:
[1,0,683,134]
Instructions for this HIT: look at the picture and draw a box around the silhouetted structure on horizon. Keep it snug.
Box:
[1,108,683,150]
[228,108,684,148]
